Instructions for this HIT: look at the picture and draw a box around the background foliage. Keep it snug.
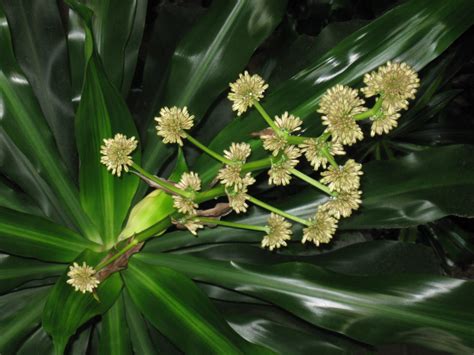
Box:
[0,0,473,353]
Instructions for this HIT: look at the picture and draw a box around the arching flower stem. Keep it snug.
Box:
[185,134,233,165]
[253,101,281,133]
[131,163,191,198]
[289,168,335,196]
[247,196,310,226]
[194,216,268,232]
[321,147,339,168]
[354,96,384,121]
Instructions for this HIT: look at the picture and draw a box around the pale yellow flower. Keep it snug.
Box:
[262,112,303,155]
[299,139,345,171]
[370,107,401,136]
[320,159,363,192]
[318,85,366,145]
[226,185,250,214]
[172,172,201,215]
[223,142,252,162]
[268,146,301,186]
[362,61,419,111]
[261,213,292,250]
[67,262,100,294]
[320,189,362,219]
[183,219,204,236]
[302,209,338,246]
[100,134,138,176]
[228,71,268,116]
[155,106,194,146]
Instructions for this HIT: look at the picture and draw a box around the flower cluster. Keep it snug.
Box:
[362,61,419,136]
[155,106,194,145]
[217,142,255,213]
[67,262,100,294]
[100,134,138,176]
[228,71,268,116]
[86,62,419,295]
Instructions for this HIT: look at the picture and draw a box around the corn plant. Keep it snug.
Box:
[1,0,474,354]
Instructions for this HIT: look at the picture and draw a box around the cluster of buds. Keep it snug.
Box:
[68,61,418,294]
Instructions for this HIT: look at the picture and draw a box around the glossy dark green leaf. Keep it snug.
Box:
[0,207,100,262]
[0,254,65,294]
[193,0,474,183]
[123,259,272,354]
[0,5,100,242]
[0,287,50,354]
[137,253,474,353]
[131,1,206,136]
[67,1,141,246]
[0,174,43,215]
[141,0,288,179]
[0,129,71,224]
[123,290,157,355]
[16,327,54,355]
[217,301,368,355]
[99,294,132,355]
[423,218,474,266]
[83,0,147,96]
[42,250,123,353]
[0,0,77,175]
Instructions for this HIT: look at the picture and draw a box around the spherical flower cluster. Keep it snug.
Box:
[67,262,100,294]
[100,134,138,176]
[320,159,363,192]
[173,217,204,236]
[370,107,401,137]
[302,209,338,246]
[262,112,303,155]
[228,71,268,116]
[299,138,345,171]
[318,85,366,145]
[172,172,201,215]
[217,142,255,213]
[320,189,362,219]
[261,213,292,250]
[362,61,419,112]
[268,146,301,186]
[155,106,194,146]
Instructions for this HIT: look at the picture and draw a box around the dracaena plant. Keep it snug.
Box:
[1,0,474,354]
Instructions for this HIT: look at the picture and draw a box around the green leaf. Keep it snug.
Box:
[0,4,100,242]
[83,0,147,96]
[141,0,288,180]
[137,253,474,353]
[0,175,43,216]
[0,254,65,294]
[17,327,54,355]
[119,148,188,240]
[123,290,157,355]
[0,0,77,175]
[217,301,368,355]
[193,0,474,183]
[42,250,123,353]
[123,259,273,354]
[98,294,132,355]
[67,1,141,246]
[0,207,100,262]
[0,287,50,354]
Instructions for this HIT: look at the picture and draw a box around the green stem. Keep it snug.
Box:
[253,101,280,132]
[196,216,268,232]
[185,134,232,164]
[131,163,190,198]
[289,168,335,196]
[195,185,225,203]
[248,196,310,226]
[321,147,339,168]
[354,96,384,121]
[242,157,272,172]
